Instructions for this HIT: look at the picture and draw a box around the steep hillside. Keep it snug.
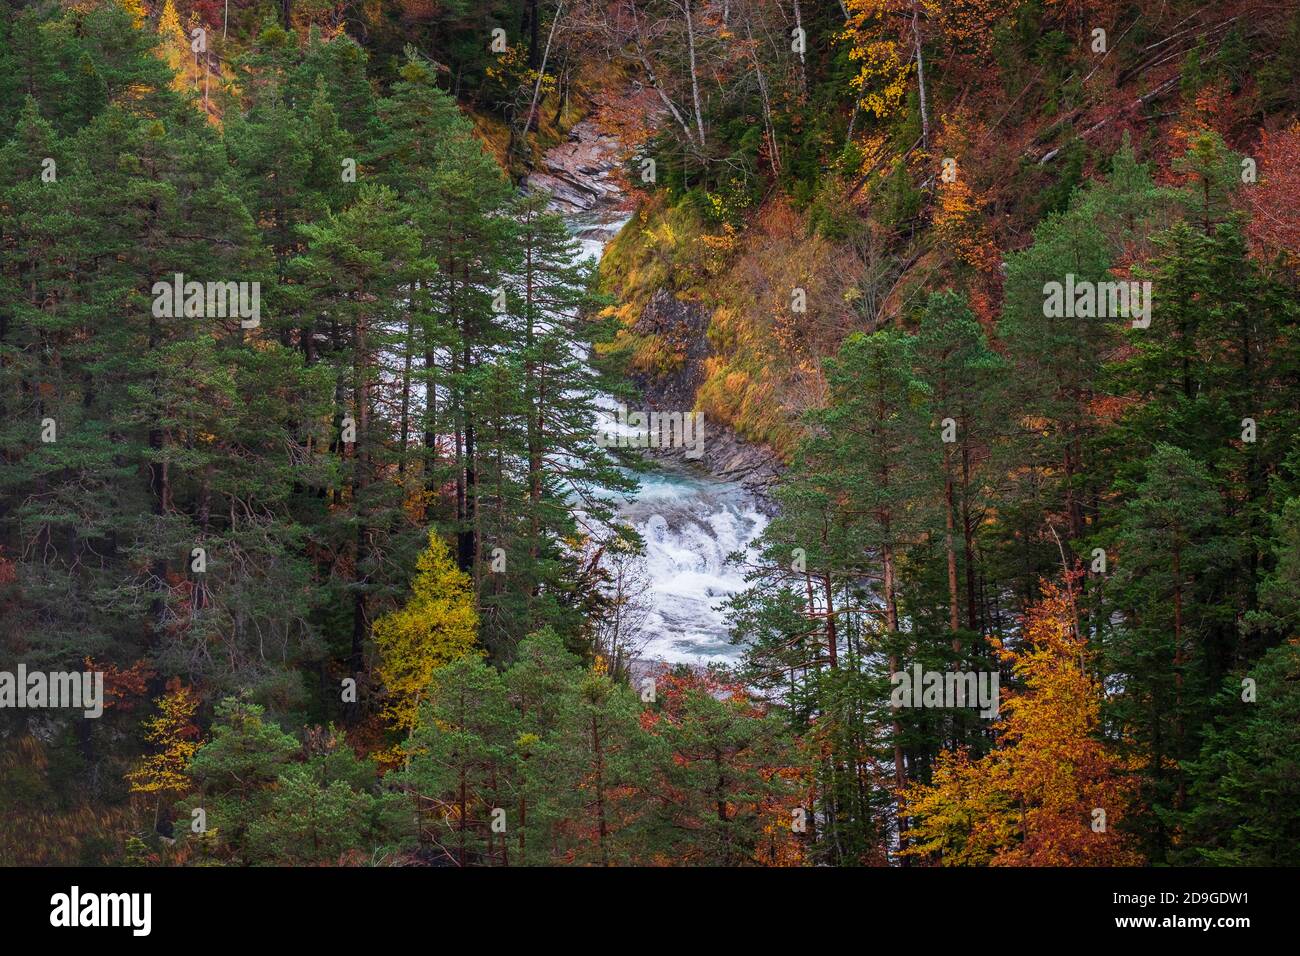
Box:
[594,0,1300,453]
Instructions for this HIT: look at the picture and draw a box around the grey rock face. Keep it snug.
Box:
[524,119,626,214]
[629,290,783,508]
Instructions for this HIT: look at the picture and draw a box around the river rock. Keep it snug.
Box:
[525,119,626,214]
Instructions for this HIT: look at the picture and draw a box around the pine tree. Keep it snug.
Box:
[1176,639,1300,865]
[814,329,937,840]
[486,190,633,650]
[225,69,353,355]
[185,698,299,861]
[997,197,1112,562]
[1101,444,1229,859]
[554,667,657,866]
[1172,129,1241,235]
[502,627,584,865]
[242,732,414,865]
[398,656,519,866]
[646,667,799,865]
[914,289,1007,639]
[410,115,518,602]
[292,183,431,682]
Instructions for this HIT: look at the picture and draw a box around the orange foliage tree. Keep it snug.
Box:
[1242,121,1300,275]
[86,657,153,713]
[902,579,1143,865]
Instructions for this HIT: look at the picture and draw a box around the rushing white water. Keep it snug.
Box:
[614,468,768,664]
[567,209,769,666]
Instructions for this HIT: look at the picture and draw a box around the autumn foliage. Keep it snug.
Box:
[903,579,1143,866]
[373,531,480,735]
[1242,121,1300,273]
[125,679,203,803]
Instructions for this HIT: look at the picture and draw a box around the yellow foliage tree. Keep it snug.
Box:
[126,679,202,825]
[900,747,1019,865]
[841,0,913,123]
[903,579,1143,866]
[121,0,147,28]
[373,531,480,735]
[156,0,192,95]
[933,176,998,272]
[842,1,1015,137]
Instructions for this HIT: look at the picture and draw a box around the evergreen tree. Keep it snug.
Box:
[1176,640,1300,866]
[996,197,1112,567]
[292,183,431,682]
[913,290,1007,642]
[647,667,800,865]
[504,627,585,865]
[399,656,518,866]
[242,737,414,865]
[1101,444,1229,860]
[185,698,299,861]
[553,667,657,866]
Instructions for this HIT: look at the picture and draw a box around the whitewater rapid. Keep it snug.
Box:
[569,211,769,665]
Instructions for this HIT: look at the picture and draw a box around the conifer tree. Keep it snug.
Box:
[1101,444,1229,859]
[914,290,1007,638]
[293,184,431,679]
[813,329,937,830]
[399,656,519,866]
[554,667,657,866]
[647,668,798,865]
[185,698,299,859]
[503,627,584,865]
[373,531,480,737]
[1176,639,1300,866]
[242,737,414,865]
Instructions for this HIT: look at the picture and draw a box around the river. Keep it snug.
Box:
[558,179,769,667]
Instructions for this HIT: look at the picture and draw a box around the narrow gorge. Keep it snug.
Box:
[533,113,773,664]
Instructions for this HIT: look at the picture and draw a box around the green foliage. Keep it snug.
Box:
[183,701,412,864]
[1176,641,1300,865]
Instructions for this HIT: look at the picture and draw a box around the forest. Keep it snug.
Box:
[1,0,1298,870]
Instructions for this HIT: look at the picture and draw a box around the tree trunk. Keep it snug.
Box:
[945,475,961,643]
[883,536,909,857]
[683,0,707,148]
[591,714,609,866]
[822,571,838,668]
[1172,539,1186,810]
[911,3,930,150]
[962,444,979,634]
[524,3,564,135]
[792,0,807,93]
[349,306,371,682]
